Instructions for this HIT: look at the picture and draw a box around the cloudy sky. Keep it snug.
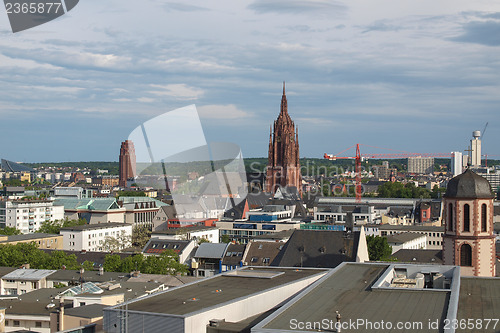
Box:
[1,0,500,162]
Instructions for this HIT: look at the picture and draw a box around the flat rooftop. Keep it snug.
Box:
[457,277,500,333]
[259,263,451,332]
[125,267,327,316]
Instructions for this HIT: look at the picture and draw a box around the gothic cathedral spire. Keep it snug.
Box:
[266,83,302,197]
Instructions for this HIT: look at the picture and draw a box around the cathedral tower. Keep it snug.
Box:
[119,140,136,188]
[265,83,302,196]
[442,169,496,277]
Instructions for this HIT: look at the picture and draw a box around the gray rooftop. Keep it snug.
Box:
[0,233,60,243]
[379,224,445,232]
[151,225,217,236]
[64,303,106,319]
[119,267,327,316]
[194,242,229,259]
[3,268,57,281]
[258,263,450,332]
[444,169,494,199]
[386,232,426,244]
[456,277,500,332]
[60,222,132,232]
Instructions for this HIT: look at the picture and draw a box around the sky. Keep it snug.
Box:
[1,0,500,162]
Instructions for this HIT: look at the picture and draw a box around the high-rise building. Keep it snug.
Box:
[265,83,302,196]
[119,140,136,187]
[442,169,496,277]
[470,130,481,167]
[451,152,463,176]
[407,157,434,174]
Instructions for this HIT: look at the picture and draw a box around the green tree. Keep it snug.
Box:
[118,191,146,197]
[82,260,95,271]
[103,254,123,272]
[140,251,188,275]
[132,225,151,248]
[103,230,132,252]
[366,236,393,261]
[37,218,87,234]
[220,234,231,243]
[43,251,79,270]
[197,238,210,245]
[120,254,145,273]
[0,227,21,235]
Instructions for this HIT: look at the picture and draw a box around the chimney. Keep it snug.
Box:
[336,311,341,332]
[59,301,64,331]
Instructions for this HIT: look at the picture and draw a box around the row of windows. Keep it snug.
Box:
[448,203,488,232]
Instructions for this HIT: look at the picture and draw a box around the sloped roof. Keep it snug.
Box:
[3,268,57,281]
[0,159,34,172]
[142,239,192,255]
[194,242,228,259]
[53,198,121,211]
[222,244,246,266]
[271,230,361,268]
[244,241,284,266]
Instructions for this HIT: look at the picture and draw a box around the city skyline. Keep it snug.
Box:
[1,1,500,162]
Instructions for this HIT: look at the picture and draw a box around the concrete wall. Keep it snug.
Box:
[184,272,326,333]
[103,309,184,333]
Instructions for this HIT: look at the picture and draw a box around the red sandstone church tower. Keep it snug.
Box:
[265,83,302,196]
[119,140,136,187]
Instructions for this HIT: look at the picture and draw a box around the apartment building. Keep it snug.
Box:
[0,200,64,233]
[60,223,133,252]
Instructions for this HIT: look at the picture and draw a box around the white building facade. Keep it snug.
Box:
[60,223,133,252]
[0,200,64,234]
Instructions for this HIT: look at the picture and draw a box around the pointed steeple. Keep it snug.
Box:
[280,81,288,115]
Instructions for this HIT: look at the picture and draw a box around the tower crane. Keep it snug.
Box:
[324,144,452,203]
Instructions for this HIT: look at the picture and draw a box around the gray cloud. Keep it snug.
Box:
[163,2,209,12]
[452,20,500,46]
[248,0,347,16]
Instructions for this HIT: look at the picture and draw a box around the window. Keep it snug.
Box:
[251,257,258,263]
[35,322,42,328]
[263,257,270,264]
[14,320,20,327]
[448,203,453,232]
[460,243,472,266]
[463,204,470,232]
[481,203,487,232]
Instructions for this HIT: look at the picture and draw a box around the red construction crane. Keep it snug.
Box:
[323,143,363,203]
[324,144,453,203]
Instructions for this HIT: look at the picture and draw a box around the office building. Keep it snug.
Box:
[470,130,482,167]
[451,151,463,176]
[407,156,434,174]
